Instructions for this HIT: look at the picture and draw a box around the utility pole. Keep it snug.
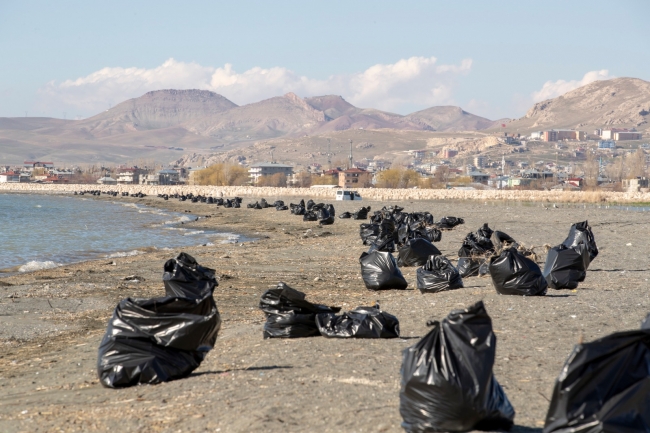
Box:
[270,150,274,163]
[348,139,353,169]
[327,139,332,169]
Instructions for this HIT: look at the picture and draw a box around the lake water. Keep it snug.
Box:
[0,194,244,273]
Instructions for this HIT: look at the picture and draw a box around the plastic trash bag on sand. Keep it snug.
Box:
[436,216,465,230]
[303,211,318,221]
[562,220,598,263]
[416,255,463,294]
[457,229,495,278]
[397,238,442,267]
[359,250,409,291]
[259,282,340,338]
[339,212,352,219]
[97,294,221,388]
[163,252,218,298]
[316,303,400,338]
[543,321,650,433]
[400,301,515,432]
[360,223,381,245]
[318,207,335,226]
[543,243,590,290]
[353,206,371,220]
[489,247,547,296]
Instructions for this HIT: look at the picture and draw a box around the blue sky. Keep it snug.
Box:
[0,0,648,119]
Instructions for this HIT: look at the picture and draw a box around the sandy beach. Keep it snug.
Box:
[1,189,649,433]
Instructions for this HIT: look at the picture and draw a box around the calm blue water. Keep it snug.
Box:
[0,194,243,272]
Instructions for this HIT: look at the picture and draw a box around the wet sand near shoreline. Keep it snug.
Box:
[1,194,649,433]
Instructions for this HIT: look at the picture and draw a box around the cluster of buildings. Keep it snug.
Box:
[534,128,643,143]
[0,161,74,184]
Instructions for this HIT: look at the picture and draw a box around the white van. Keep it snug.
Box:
[336,190,362,201]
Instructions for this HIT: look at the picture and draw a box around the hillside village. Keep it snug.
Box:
[1,77,649,192]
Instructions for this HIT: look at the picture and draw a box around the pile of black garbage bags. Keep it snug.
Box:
[259,282,400,339]
[97,253,221,388]
[287,199,336,225]
[543,221,598,290]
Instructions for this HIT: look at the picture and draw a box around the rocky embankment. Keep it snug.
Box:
[1,183,649,203]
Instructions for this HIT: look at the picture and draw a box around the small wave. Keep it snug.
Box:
[183,230,205,236]
[219,234,241,244]
[19,261,60,273]
[35,205,42,208]
[107,250,143,258]
[179,216,195,222]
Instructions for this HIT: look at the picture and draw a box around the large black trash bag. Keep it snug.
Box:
[303,211,318,221]
[318,207,335,225]
[543,324,650,433]
[273,200,284,207]
[163,252,218,298]
[353,206,371,220]
[416,255,463,294]
[397,238,442,267]
[325,203,335,217]
[259,282,340,338]
[290,203,306,215]
[437,216,465,229]
[399,301,515,432]
[339,212,352,219]
[489,247,547,296]
[97,295,221,388]
[368,235,396,253]
[259,198,269,208]
[359,251,409,291]
[543,244,590,290]
[491,231,518,251]
[360,223,381,245]
[457,231,495,278]
[276,205,288,211]
[316,303,400,338]
[562,220,598,264]
[306,199,315,210]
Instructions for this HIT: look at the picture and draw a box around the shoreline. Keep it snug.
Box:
[1,182,649,204]
[0,193,252,277]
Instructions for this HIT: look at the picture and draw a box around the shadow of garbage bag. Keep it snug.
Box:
[163,252,218,298]
[397,238,442,267]
[562,220,598,263]
[543,243,590,290]
[97,294,221,388]
[259,282,340,338]
[399,301,515,433]
[316,303,400,338]
[489,247,547,296]
[543,319,650,433]
[416,254,464,294]
[359,250,409,291]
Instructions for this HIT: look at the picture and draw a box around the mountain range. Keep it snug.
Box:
[0,77,648,164]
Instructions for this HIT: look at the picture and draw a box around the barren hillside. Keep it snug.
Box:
[502,77,650,133]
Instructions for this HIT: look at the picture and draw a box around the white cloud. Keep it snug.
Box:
[38,56,472,116]
[531,70,614,102]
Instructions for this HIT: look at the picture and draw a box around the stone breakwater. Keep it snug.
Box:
[1,183,649,203]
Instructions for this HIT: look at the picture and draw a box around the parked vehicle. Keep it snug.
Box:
[336,190,362,201]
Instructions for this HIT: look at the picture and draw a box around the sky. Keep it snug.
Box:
[0,0,648,120]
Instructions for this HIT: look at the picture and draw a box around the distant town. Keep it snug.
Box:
[2,127,648,193]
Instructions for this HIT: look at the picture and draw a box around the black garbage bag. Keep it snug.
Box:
[248,202,262,209]
[214,198,224,205]
[476,223,494,241]
[276,205,288,211]
[325,203,335,218]
[316,304,400,338]
[273,200,285,207]
[561,220,598,264]
[416,255,463,293]
[491,231,518,251]
[359,251,408,291]
[399,301,515,432]
[299,199,305,208]
[306,199,315,210]
[318,207,335,225]
[339,212,352,219]
[259,198,269,208]
[368,235,396,253]
[223,199,233,208]
[163,252,218,298]
[397,238,442,267]
[489,247,547,296]
[353,206,371,220]
[426,226,442,243]
[370,211,383,223]
[97,295,221,388]
[457,232,494,278]
[542,244,590,290]
[290,203,306,215]
[303,211,318,221]
[232,200,240,208]
[437,216,465,229]
[259,282,340,338]
[360,223,381,245]
[543,324,650,433]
